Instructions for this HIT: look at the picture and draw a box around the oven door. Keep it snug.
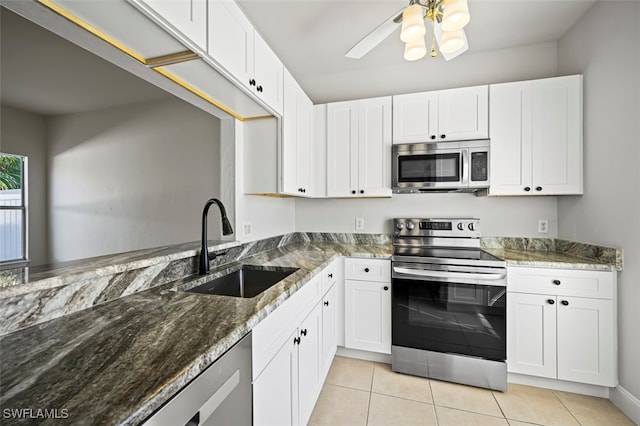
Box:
[392,147,467,191]
[391,263,507,361]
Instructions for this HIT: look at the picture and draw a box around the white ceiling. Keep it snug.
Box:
[237,0,597,101]
[0,1,597,116]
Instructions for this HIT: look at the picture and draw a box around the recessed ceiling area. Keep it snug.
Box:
[0,7,171,117]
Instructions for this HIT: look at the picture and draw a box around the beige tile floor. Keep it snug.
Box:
[309,356,636,426]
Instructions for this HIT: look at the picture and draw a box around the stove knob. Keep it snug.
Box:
[468,222,475,231]
[457,223,464,231]
[395,222,404,230]
[406,222,415,230]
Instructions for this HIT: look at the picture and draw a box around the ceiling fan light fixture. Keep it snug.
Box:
[404,36,427,61]
[441,0,470,32]
[439,28,465,53]
[400,4,426,42]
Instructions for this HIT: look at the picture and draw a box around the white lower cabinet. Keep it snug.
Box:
[507,266,617,387]
[253,262,339,426]
[344,258,391,354]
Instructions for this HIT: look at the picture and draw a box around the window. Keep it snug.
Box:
[0,153,27,265]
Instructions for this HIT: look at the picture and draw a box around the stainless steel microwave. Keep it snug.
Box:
[392,140,490,193]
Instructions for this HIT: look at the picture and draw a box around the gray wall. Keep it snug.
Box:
[46,98,222,263]
[557,0,640,410]
[0,105,49,265]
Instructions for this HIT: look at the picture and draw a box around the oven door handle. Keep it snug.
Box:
[393,266,506,282]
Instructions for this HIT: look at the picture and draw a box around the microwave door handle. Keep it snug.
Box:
[461,149,469,186]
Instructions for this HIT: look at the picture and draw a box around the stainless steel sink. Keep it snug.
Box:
[185,265,298,298]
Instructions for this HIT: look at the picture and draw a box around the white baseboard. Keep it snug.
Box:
[610,386,640,425]
[507,373,610,398]
[336,346,392,364]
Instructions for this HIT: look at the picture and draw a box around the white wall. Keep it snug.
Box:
[46,99,222,262]
[296,194,557,237]
[233,119,295,242]
[0,105,49,265]
[556,0,640,416]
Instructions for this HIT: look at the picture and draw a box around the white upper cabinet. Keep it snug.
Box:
[253,32,284,114]
[327,97,392,198]
[392,85,488,143]
[207,0,253,84]
[133,0,207,50]
[281,69,313,196]
[207,0,283,115]
[489,75,583,196]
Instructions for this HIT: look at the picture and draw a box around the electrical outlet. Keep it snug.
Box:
[538,219,549,234]
[243,222,252,236]
[355,217,365,231]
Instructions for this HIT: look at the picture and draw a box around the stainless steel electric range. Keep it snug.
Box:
[391,218,508,391]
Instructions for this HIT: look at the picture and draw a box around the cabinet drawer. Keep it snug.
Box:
[507,267,615,299]
[321,259,338,295]
[252,275,320,380]
[345,258,390,282]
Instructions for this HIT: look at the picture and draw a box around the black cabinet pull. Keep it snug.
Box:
[364,267,370,273]
[430,135,436,140]
[249,79,256,86]
[300,328,307,336]
[536,186,542,191]
[257,85,263,93]
[547,299,555,305]
[524,187,531,192]
[552,279,561,285]
[328,273,333,278]
[561,300,569,306]
[293,336,300,345]
[440,134,446,139]
[384,286,389,291]
[324,301,329,306]
[351,190,356,194]
[360,189,364,194]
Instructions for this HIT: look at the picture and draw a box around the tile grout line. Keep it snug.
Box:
[365,364,374,426]
[428,380,441,425]
[551,389,584,426]
[491,389,509,420]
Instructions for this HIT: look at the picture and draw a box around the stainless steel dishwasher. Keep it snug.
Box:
[143,332,252,426]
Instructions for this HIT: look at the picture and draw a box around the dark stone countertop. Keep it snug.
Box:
[0,242,391,425]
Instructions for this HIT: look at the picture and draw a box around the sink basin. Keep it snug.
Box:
[185,265,298,298]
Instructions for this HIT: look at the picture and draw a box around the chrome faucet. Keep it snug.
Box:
[199,198,234,275]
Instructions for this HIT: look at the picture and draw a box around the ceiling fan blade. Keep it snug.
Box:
[345,7,404,59]
[434,23,469,61]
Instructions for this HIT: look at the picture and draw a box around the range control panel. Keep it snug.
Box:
[393,218,481,238]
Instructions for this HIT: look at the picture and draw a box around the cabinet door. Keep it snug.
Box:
[281,69,299,195]
[327,101,359,197]
[296,91,313,196]
[507,292,556,378]
[489,81,533,195]
[531,75,583,195]
[438,85,489,141]
[358,97,392,197]
[345,279,391,354]
[557,296,616,386]
[253,32,284,114]
[298,304,322,426]
[321,285,337,376]
[135,0,207,49]
[392,92,437,143]
[208,0,253,86]
[253,331,298,426]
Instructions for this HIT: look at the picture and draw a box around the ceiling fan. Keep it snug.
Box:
[345,0,471,62]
